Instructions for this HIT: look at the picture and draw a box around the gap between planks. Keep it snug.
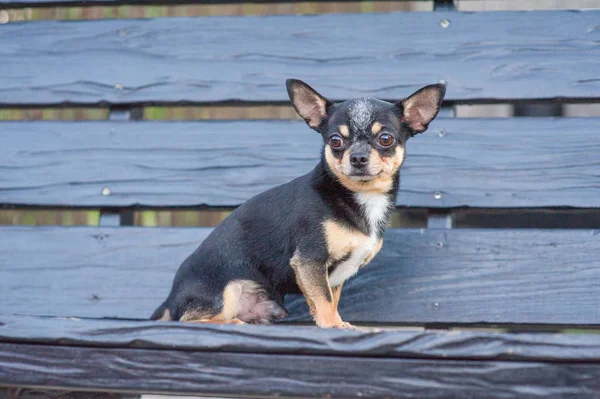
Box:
[3,103,600,121]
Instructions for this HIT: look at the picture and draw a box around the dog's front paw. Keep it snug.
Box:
[333,321,356,330]
[315,314,356,329]
[317,321,356,329]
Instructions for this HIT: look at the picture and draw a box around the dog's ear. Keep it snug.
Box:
[397,83,446,136]
[286,79,331,130]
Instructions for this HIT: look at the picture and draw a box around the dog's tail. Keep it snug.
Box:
[150,300,172,321]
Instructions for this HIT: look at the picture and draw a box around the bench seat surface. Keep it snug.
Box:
[1,315,600,398]
[1,226,599,325]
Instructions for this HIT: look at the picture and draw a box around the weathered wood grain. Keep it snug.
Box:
[1,226,599,325]
[1,11,599,105]
[2,315,600,362]
[0,0,425,5]
[1,342,600,398]
[1,118,599,208]
[0,388,133,399]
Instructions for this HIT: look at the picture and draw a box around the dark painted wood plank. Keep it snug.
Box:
[0,388,135,399]
[2,315,600,362]
[1,118,599,208]
[1,343,600,399]
[1,11,600,105]
[1,226,599,325]
[0,0,423,5]
[454,209,600,229]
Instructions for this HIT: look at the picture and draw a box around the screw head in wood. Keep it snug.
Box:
[440,19,450,28]
[114,83,124,90]
[434,192,442,200]
[101,187,111,196]
[438,129,446,138]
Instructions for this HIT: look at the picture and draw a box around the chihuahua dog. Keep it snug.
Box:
[151,79,445,328]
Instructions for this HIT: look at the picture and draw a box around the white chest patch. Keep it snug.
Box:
[354,192,391,234]
[328,192,391,287]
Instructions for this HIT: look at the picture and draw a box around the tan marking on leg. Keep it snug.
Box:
[156,309,171,322]
[371,122,383,135]
[291,252,354,329]
[291,260,317,317]
[195,280,244,322]
[180,280,262,323]
[331,282,344,311]
[338,124,350,137]
[180,309,210,322]
[311,296,349,328]
[323,220,368,260]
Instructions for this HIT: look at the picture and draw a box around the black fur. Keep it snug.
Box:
[151,79,445,324]
[152,161,399,321]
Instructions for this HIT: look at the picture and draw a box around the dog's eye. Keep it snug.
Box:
[329,135,344,149]
[378,134,394,147]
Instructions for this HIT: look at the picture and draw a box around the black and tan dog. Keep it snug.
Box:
[151,79,446,328]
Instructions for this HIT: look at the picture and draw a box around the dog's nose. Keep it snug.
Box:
[350,152,369,168]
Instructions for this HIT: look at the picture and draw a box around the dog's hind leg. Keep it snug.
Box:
[234,280,287,324]
[179,279,286,325]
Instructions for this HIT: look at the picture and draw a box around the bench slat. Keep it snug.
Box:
[3,342,599,398]
[0,0,427,4]
[1,226,598,325]
[1,10,599,105]
[2,316,600,397]
[1,118,599,208]
[2,315,600,361]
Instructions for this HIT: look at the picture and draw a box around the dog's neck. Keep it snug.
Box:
[312,160,398,237]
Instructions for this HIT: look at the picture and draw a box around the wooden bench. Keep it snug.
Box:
[1,1,600,398]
